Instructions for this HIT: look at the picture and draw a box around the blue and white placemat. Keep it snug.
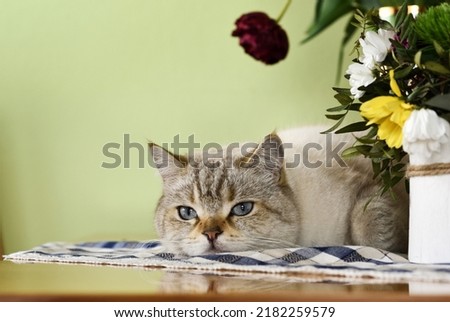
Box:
[5,240,450,283]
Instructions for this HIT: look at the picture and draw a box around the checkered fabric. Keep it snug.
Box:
[5,240,450,283]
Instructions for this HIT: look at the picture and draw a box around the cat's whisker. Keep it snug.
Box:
[224,236,299,250]
[249,236,297,244]
[243,241,298,250]
[246,236,299,246]
[158,239,296,256]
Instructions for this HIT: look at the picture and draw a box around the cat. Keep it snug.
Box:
[149,126,409,256]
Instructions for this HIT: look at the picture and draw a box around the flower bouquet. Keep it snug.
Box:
[323,3,450,263]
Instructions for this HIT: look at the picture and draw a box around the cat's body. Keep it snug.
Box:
[150,126,409,256]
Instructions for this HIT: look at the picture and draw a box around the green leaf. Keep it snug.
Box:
[370,142,385,156]
[394,1,408,30]
[341,147,360,158]
[355,145,372,155]
[392,162,406,173]
[334,93,353,105]
[325,102,360,112]
[359,0,382,10]
[414,50,422,66]
[321,116,346,134]
[372,159,381,178]
[332,87,352,95]
[302,0,354,44]
[400,14,415,43]
[326,105,347,112]
[425,94,450,111]
[341,146,371,158]
[325,113,347,120]
[335,121,369,134]
[407,84,431,101]
[347,103,362,111]
[382,147,397,159]
[355,136,377,144]
[354,11,365,24]
[389,173,405,187]
[423,61,450,75]
[381,158,391,171]
[366,125,378,138]
[433,40,446,57]
[394,65,414,78]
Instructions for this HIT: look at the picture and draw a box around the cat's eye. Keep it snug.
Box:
[177,206,198,220]
[230,202,254,216]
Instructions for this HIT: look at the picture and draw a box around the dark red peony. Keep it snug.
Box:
[232,12,289,65]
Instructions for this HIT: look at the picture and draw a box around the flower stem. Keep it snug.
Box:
[276,0,292,22]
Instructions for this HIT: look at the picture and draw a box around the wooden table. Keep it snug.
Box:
[2,260,450,301]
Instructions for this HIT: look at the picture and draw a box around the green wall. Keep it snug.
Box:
[0,0,352,253]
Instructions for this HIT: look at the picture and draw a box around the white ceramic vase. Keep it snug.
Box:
[404,110,450,263]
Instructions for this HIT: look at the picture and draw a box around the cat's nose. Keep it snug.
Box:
[202,228,223,242]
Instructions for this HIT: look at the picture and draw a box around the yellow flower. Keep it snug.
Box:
[389,69,402,97]
[360,70,414,148]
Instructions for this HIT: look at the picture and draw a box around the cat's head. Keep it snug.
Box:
[149,133,299,255]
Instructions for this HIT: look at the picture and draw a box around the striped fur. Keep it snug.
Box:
[150,127,409,256]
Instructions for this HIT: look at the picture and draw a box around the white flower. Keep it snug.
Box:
[359,29,395,69]
[346,63,375,99]
[403,109,450,164]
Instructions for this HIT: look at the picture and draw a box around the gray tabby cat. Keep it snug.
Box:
[150,126,409,256]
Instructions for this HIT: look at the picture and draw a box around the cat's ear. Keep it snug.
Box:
[241,133,285,182]
[148,142,187,180]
